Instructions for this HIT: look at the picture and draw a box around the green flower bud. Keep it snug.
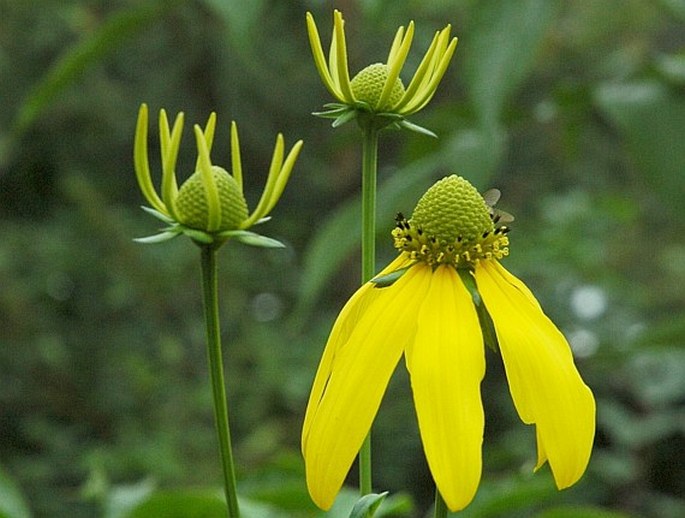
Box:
[176,166,248,232]
[350,63,406,111]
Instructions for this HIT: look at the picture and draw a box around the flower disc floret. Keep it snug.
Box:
[393,175,510,268]
[351,63,406,111]
[176,166,248,232]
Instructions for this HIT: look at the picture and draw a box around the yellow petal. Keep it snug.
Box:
[474,261,595,489]
[133,104,167,214]
[332,10,355,103]
[305,12,344,101]
[302,255,426,510]
[405,265,485,511]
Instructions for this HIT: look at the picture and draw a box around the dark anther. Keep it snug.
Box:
[417,228,423,235]
[501,227,510,234]
[482,231,490,238]
[493,214,501,223]
[457,236,463,242]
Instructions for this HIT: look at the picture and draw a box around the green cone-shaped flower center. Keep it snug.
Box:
[350,63,405,111]
[176,166,248,232]
[393,175,510,268]
[412,175,494,242]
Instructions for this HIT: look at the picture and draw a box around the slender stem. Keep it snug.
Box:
[434,488,449,518]
[200,245,240,517]
[359,123,380,497]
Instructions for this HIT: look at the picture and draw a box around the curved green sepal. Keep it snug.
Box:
[253,216,272,226]
[458,268,500,353]
[134,230,181,244]
[140,205,175,224]
[181,227,215,245]
[348,492,389,518]
[371,265,413,287]
[218,230,285,248]
[398,119,438,138]
[313,103,350,119]
[331,109,358,128]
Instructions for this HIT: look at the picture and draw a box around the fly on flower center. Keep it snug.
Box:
[392,175,510,269]
[176,166,248,232]
[350,63,405,111]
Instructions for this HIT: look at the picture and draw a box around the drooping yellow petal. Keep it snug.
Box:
[405,265,485,512]
[301,254,413,446]
[302,255,426,510]
[474,260,595,489]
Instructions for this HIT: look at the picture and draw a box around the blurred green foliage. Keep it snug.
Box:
[1,0,683,517]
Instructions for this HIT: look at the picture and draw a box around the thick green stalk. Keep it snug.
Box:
[359,123,380,498]
[200,245,240,517]
[434,489,449,518]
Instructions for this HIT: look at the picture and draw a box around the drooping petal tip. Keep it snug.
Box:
[406,265,485,511]
[474,260,596,490]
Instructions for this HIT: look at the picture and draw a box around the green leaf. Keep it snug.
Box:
[371,266,412,287]
[462,0,561,126]
[103,479,156,518]
[125,490,225,518]
[348,492,388,518]
[536,505,632,518]
[0,467,31,518]
[12,0,184,138]
[458,269,499,353]
[595,81,685,211]
[317,488,413,518]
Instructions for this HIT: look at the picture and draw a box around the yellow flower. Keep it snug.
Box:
[306,10,458,133]
[133,104,303,246]
[301,175,596,511]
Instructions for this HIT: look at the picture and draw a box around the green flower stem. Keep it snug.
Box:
[200,245,240,517]
[359,122,380,498]
[434,489,448,518]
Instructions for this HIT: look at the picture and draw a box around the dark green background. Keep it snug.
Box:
[1,0,683,516]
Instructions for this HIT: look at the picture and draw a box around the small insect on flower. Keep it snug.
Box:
[483,188,515,225]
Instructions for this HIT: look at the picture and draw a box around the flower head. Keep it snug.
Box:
[301,175,595,511]
[306,10,458,134]
[133,104,303,247]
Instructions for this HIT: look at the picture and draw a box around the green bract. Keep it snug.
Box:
[133,104,303,247]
